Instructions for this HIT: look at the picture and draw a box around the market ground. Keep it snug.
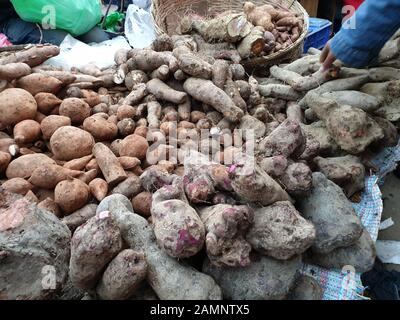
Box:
[379,172,400,272]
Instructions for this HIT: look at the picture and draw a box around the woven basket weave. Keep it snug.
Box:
[151,0,309,73]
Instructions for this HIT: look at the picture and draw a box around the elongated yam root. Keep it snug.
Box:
[55,177,90,215]
[199,204,253,267]
[151,177,205,258]
[29,164,82,189]
[17,73,63,96]
[96,250,148,300]
[93,142,127,187]
[183,78,244,122]
[34,92,62,114]
[69,211,123,290]
[61,203,97,231]
[259,83,301,100]
[237,27,265,59]
[0,63,31,81]
[0,44,60,67]
[89,178,108,202]
[128,49,178,72]
[147,79,188,104]
[189,14,252,43]
[63,154,93,171]
[151,34,173,52]
[149,65,170,81]
[1,177,32,195]
[321,91,381,112]
[177,53,213,79]
[123,83,148,106]
[111,175,142,198]
[6,153,56,179]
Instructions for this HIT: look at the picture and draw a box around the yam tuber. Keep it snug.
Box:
[54,177,90,215]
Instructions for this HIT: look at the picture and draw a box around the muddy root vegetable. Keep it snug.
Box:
[13,120,41,145]
[1,177,32,195]
[61,203,97,231]
[34,92,62,114]
[69,211,123,290]
[183,78,244,122]
[93,143,127,187]
[83,116,118,141]
[40,115,71,140]
[177,53,213,79]
[0,44,60,67]
[123,83,148,106]
[28,164,82,189]
[0,63,31,81]
[278,162,313,198]
[0,88,37,126]
[50,126,94,161]
[54,177,90,215]
[237,26,265,59]
[147,78,188,104]
[59,98,91,124]
[111,175,142,198]
[119,134,149,161]
[16,73,63,96]
[6,153,56,179]
[132,191,152,217]
[96,250,148,300]
[128,49,178,72]
[199,204,253,267]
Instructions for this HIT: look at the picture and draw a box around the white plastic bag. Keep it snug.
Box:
[124,4,156,48]
[43,34,131,69]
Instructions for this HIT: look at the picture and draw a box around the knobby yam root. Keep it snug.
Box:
[199,204,253,267]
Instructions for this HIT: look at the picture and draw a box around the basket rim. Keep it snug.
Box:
[150,0,310,64]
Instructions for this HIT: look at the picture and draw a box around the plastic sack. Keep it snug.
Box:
[10,0,102,36]
[43,34,131,70]
[124,4,156,48]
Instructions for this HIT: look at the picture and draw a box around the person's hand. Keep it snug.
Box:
[320,41,337,72]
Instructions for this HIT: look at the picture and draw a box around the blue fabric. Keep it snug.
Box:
[330,0,400,67]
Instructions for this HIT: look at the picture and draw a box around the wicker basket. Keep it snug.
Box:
[151,0,309,74]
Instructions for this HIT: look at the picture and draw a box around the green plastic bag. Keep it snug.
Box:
[10,0,102,37]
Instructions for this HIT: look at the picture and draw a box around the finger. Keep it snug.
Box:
[322,52,336,72]
[320,44,330,63]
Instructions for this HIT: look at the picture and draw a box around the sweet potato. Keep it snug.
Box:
[132,191,152,217]
[33,70,77,86]
[34,92,62,114]
[119,134,149,161]
[0,151,11,172]
[37,197,62,217]
[0,88,37,126]
[1,177,33,195]
[50,126,95,161]
[61,203,97,231]
[55,177,90,215]
[63,154,93,171]
[125,70,149,91]
[88,178,108,202]
[13,120,41,145]
[28,163,82,189]
[243,2,274,31]
[0,62,31,81]
[40,115,71,140]
[59,98,91,124]
[96,250,148,300]
[0,44,60,67]
[111,175,142,198]
[83,116,118,142]
[16,73,63,96]
[6,153,56,179]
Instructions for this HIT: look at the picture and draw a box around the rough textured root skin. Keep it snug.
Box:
[0,44,60,67]
[230,64,246,81]
[291,69,335,91]
[314,155,365,197]
[259,84,301,100]
[111,175,142,199]
[369,67,400,81]
[237,26,265,59]
[69,211,123,290]
[224,77,247,111]
[0,88,37,126]
[123,83,148,106]
[298,131,321,161]
[37,197,62,217]
[378,37,400,63]
[149,65,170,82]
[151,34,174,52]
[16,73,63,96]
[0,191,71,299]
[183,78,244,122]
[246,201,316,260]
[125,70,149,91]
[89,178,108,202]
[269,65,302,87]
[0,151,12,173]
[28,164,82,189]
[183,171,215,204]
[93,143,127,187]
[178,99,191,121]
[297,172,363,254]
[0,63,31,81]
[320,91,381,112]
[283,54,321,75]
[147,101,162,129]
[97,195,222,300]
[1,178,32,196]
[128,49,178,72]
[288,275,323,300]
[33,70,77,86]
[299,75,370,107]
[235,80,251,100]
[140,166,174,192]
[63,154,93,171]
[278,162,313,198]
[34,92,62,114]
[61,204,97,231]
[54,177,90,215]
[307,92,384,154]
[259,155,288,178]
[229,156,292,206]
[286,102,304,123]
[151,177,205,258]
[202,254,301,300]
[199,204,253,267]
[212,59,230,89]
[258,119,305,158]
[6,153,56,179]
[190,14,252,43]
[96,250,148,300]
[372,116,399,148]
[239,115,266,140]
[147,78,188,104]
[300,122,338,156]
[114,48,129,65]
[306,229,376,273]
[177,53,213,79]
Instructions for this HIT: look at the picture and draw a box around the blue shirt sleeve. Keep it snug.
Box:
[330,0,400,68]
